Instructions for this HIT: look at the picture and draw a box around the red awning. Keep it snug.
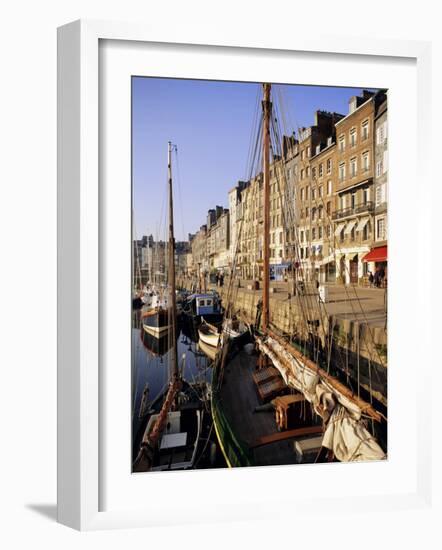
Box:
[363,245,387,263]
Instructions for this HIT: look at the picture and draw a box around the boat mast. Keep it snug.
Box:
[262,83,271,331]
[167,141,179,381]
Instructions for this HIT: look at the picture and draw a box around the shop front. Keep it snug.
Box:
[269,262,292,281]
[363,245,388,286]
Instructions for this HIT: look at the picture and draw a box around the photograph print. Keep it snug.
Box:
[131,77,388,472]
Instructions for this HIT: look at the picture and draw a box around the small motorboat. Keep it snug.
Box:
[223,317,249,343]
[182,292,223,324]
[198,318,221,348]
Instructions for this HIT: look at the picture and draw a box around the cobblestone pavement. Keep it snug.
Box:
[185,278,388,330]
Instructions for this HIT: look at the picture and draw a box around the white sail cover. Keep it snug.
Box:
[256,336,386,462]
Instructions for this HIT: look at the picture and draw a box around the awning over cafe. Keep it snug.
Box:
[344,220,357,235]
[356,217,369,232]
[334,222,346,236]
[363,245,387,262]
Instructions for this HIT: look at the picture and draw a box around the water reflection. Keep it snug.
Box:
[132,312,220,468]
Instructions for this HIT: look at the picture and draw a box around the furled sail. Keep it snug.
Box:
[255,335,386,462]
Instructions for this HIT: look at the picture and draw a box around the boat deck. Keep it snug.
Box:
[218,350,307,466]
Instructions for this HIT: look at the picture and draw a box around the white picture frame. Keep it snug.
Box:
[57,19,433,531]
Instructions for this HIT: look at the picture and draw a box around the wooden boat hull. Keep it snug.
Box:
[142,308,171,337]
[137,409,202,471]
[198,328,220,348]
[212,347,325,468]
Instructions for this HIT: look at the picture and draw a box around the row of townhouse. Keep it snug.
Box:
[132,234,193,284]
[188,88,388,286]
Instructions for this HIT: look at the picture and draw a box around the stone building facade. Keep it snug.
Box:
[296,111,344,282]
[373,95,388,245]
[178,89,389,288]
[333,91,376,284]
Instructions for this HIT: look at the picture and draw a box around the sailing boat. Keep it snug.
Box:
[212,84,386,467]
[133,142,202,472]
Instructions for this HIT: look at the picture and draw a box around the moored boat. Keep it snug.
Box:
[182,292,223,324]
[142,306,171,337]
[212,83,387,468]
[133,141,205,472]
[198,318,221,348]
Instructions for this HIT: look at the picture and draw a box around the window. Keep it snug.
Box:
[362,120,369,140]
[312,227,316,240]
[300,188,304,201]
[319,185,323,198]
[300,248,304,259]
[327,225,331,237]
[363,188,369,204]
[326,201,331,215]
[363,221,370,241]
[327,180,332,194]
[376,160,382,177]
[339,135,345,152]
[326,158,332,174]
[279,232,283,244]
[301,150,305,160]
[350,157,357,177]
[312,207,316,221]
[300,230,304,243]
[307,146,311,157]
[351,193,356,209]
[199,300,205,306]
[318,206,323,219]
[301,169,304,180]
[311,188,316,200]
[306,207,309,218]
[306,166,310,177]
[306,229,310,242]
[362,151,370,171]
[318,226,323,239]
[376,125,383,145]
[319,163,323,178]
[312,167,316,179]
[206,299,212,306]
[350,128,357,147]
[339,162,346,181]
[377,121,388,145]
[351,226,355,241]
[375,184,385,206]
[377,218,386,240]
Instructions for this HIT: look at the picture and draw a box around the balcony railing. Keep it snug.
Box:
[332,201,374,220]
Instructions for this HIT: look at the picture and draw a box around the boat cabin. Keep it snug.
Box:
[184,293,222,320]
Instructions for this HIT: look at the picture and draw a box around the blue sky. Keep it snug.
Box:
[132,78,376,241]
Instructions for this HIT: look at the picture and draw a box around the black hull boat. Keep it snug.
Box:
[142,307,171,337]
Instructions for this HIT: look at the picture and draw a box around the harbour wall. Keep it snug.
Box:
[178,278,388,406]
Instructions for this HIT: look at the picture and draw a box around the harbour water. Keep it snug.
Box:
[131,311,225,469]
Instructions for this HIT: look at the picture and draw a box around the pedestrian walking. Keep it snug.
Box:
[368,271,374,287]
[374,269,380,288]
